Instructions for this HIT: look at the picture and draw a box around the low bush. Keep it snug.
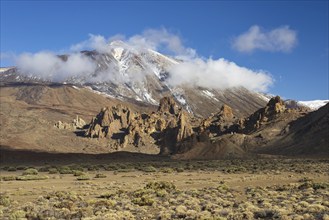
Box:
[105,164,119,171]
[7,167,17,172]
[145,181,176,192]
[160,167,174,173]
[58,166,73,174]
[48,168,58,174]
[22,168,38,176]
[141,165,157,173]
[76,175,90,181]
[132,195,155,206]
[16,175,49,181]
[38,166,51,172]
[73,170,86,176]
[94,173,107,178]
[0,194,11,206]
[16,166,28,170]
[1,176,16,181]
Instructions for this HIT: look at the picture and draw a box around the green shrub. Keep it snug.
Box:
[98,192,115,199]
[86,165,99,171]
[76,175,90,181]
[68,164,84,171]
[132,195,155,206]
[160,167,174,173]
[175,167,185,172]
[1,176,16,181]
[48,168,58,174]
[7,167,17,172]
[105,164,119,171]
[22,168,38,176]
[58,166,73,174]
[16,166,28,170]
[9,210,26,219]
[2,166,10,171]
[95,173,107,178]
[117,168,134,173]
[0,194,11,206]
[145,181,176,192]
[38,166,51,172]
[16,175,48,181]
[73,170,86,176]
[141,165,157,173]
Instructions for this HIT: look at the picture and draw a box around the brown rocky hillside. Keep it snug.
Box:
[0,82,327,159]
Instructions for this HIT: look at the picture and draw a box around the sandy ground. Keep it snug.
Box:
[1,167,328,204]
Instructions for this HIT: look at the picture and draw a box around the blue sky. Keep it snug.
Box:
[1,1,328,100]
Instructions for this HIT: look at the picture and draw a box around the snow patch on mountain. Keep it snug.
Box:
[298,100,329,110]
[85,86,117,99]
[257,93,272,102]
[202,90,219,101]
[172,89,192,113]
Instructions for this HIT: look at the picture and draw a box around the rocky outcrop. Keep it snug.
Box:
[85,97,195,153]
[55,115,86,130]
[158,96,180,115]
[85,105,135,138]
[199,104,238,137]
[176,111,194,143]
[242,96,286,133]
[160,110,195,155]
[73,115,86,129]
[82,95,324,159]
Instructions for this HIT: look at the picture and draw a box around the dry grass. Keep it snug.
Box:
[0,159,328,219]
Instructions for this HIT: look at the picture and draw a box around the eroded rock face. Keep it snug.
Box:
[176,111,194,142]
[242,96,286,133]
[86,105,135,138]
[158,97,179,115]
[198,104,238,137]
[85,96,196,154]
[83,95,308,158]
[160,110,195,155]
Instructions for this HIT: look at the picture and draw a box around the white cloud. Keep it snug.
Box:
[14,28,274,91]
[127,28,196,60]
[16,52,96,81]
[232,25,297,53]
[70,34,111,53]
[70,28,196,60]
[168,58,273,92]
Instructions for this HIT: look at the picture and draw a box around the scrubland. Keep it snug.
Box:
[1,159,328,219]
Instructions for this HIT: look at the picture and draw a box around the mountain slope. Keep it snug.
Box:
[0,41,268,118]
[0,83,156,153]
[258,103,329,156]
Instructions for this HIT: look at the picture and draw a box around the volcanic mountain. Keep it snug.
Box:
[0,41,269,118]
[1,41,328,160]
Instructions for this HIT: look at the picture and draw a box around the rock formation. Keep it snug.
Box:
[157,96,180,115]
[199,104,238,137]
[82,95,323,158]
[85,105,135,138]
[55,115,86,130]
[85,96,196,154]
[242,96,286,133]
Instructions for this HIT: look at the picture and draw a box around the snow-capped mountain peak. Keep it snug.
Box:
[0,44,270,117]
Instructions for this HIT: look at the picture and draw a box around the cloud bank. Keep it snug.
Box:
[232,25,297,53]
[168,58,272,92]
[70,28,196,60]
[14,28,273,92]
[16,52,96,81]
